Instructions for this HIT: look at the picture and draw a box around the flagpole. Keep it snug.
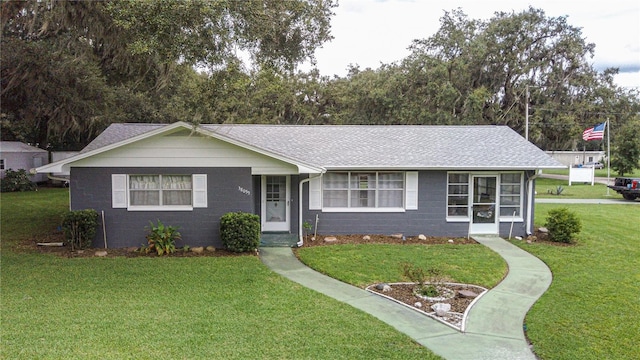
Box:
[606,119,611,196]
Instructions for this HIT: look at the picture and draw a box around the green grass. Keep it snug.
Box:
[518,204,640,360]
[296,244,507,289]
[535,177,623,199]
[1,189,439,359]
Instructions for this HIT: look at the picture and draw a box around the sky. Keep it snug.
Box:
[311,0,640,89]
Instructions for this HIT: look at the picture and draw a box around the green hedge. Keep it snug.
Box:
[545,207,582,244]
[220,212,260,252]
[61,209,98,250]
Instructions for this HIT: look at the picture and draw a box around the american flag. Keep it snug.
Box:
[582,122,606,141]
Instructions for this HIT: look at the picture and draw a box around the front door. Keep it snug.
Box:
[261,175,290,232]
[470,175,498,234]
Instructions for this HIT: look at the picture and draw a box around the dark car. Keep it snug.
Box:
[583,162,604,169]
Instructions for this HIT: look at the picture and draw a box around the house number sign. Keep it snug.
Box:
[238,186,251,196]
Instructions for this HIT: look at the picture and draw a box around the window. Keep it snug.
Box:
[0,159,5,170]
[500,173,522,217]
[447,172,524,221]
[129,175,192,206]
[112,174,207,210]
[323,171,404,209]
[447,173,469,218]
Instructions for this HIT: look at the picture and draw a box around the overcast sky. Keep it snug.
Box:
[311,0,640,89]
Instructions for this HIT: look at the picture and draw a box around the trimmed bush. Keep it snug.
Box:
[545,207,582,243]
[145,220,180,256]
[1,169,36,192]
[61,209,99,250]
[220,212,260,252]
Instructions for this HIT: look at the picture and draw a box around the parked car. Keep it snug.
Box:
[583,162,604,169]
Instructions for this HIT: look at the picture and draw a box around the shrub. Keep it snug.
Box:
[401,263,445,297]
[61,209,99,250]
[220,212,260,252]
[145,220,181,256]
[1,169,36,192]
[545,208,582,243]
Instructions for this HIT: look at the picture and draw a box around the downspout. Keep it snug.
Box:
[526,170,541,235]
[298,173,323,248]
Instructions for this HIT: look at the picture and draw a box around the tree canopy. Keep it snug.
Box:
[1,0,336,148]
[2,4,638,162]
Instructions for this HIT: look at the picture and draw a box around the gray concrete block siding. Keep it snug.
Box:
[302,171,532,239]
[71,167,253,248]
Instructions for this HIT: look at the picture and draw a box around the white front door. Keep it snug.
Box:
[470,175,499,234]
[261,175,290,232]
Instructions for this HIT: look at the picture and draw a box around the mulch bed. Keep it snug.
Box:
[368,283,482,314]
[301,234,477,247]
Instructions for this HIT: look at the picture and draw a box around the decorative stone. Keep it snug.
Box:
[448,239,454,243]
[311,236,316,241]
[382,285,392,292]
[324,236,337,242]
[414,302,422,308]
[431,303,451,317]
[191,246,204,254]
[418,234,427,241]
[515,236,523,240]
[526,240,532,244]
[391,233,403,239]
[205,246,216,252]
[538,227,549,233]
[94,251,108,257]
[375,283,388,290]
[458,289,478,298]
[362,235,371,241]
[125,247,138,253]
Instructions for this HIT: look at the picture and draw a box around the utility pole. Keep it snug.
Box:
[525,85,530,141]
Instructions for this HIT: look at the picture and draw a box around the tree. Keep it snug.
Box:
[1,0,336,148]
[611,118,640,176]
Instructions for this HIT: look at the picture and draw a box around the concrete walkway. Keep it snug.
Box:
[259,235,552,360]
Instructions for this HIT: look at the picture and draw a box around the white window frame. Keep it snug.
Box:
[498,172,524,222]
[322,171,406,213]
[446,171,524,223]
[446,172,470,222]
[112,174,207,211]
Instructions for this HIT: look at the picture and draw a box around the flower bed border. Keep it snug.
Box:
[365,282,488,332]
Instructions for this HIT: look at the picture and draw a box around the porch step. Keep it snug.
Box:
[260,233,298,248]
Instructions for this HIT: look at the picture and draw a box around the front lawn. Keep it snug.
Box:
[535,177,623,199]
[296,243,507,289]
[0,189,439,359]
[517,204,640,360]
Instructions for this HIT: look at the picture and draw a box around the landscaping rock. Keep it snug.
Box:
[362,235,371,241]
[324,236,337,243]
[515,236,523,240]
[431,303,451,317]
[448,239,454,243]
[526,240,532,244]
[191,246,204,254]
[418,234,427,240]
[205,246,216,252]
[538,227,549,233]
[125,247,138,253]
[391,233,403,239]
[414,302,422,308]
[94,250,108,257]
[375,283,388,290]
[458,289,479,298]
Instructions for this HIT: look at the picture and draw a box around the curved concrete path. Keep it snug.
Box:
[260,235,552,360]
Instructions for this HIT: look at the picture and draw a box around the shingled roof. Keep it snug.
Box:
[79,123,563,170]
